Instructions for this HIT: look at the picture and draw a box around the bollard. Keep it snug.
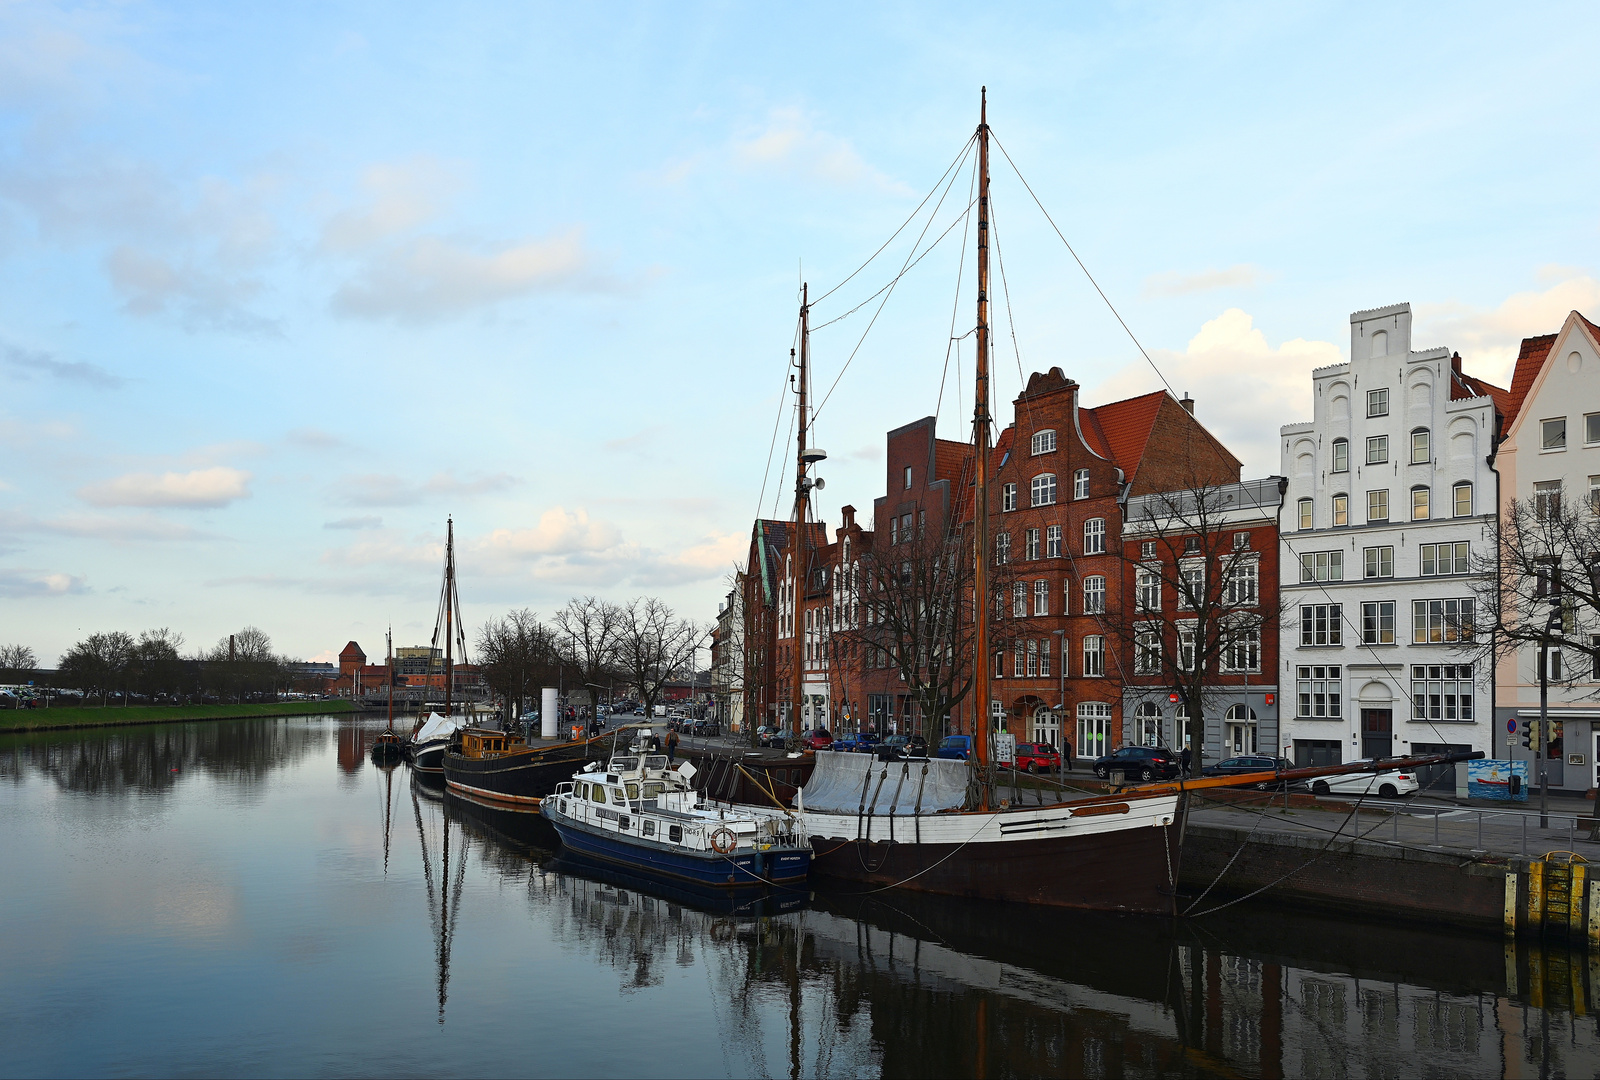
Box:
[1435,809,1440,845]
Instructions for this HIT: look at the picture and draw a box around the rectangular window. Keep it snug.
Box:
[1590,476,1600,514]
[1411,487,1430,521]
[1222,625,1261,673]
[1364,546,1393,579]
[1592,634,1600,680]
[1134,627,1161,674]
[1299,550,1344,583]
[1026,639,1038,677]
[1082,636,1104,677]
[1332,440,1348,473]
[1453,483,1472,517]
[1300,604,1343,647]
[1367,389,1388,418]
[1034,579,1048,616]
[1233,531,1250,550]
[1331,494,1348,526]
[1013,582,1027,617]
[1411,664,1474,721]
[1367,489,1388,522]
[889,516,898,544]
[994,533,1010,565]
[1298,498,1312,530]
[1073,469,1089,499]
[1411,429,1430,464]
[1136,566,1161,611]
[1041,524,1061,557]
[1013,641,1025,677]
[1296,664,1343,718]
[1361,601,1396,645]
[1178,561,1203,609]
[1025,527,1040,560]
[1534,480,1562,520]
[1031,429,1057,455]
[1587,413,1600,445]
[1366,435,1388,464]
[1038,640,1050,678]
[903,465,913,489]
[1419,541,1469,576]
[1060,579,1070,616]
[1001,483,1016,512]
[1083,518,1106,555]
[1177,625,1197,672]
[1223,560,1258,606]
[1543,417,1567,451]
[1031,473,1057,506]
[1141,540,1156,559]
[1082,576,1106,614]
[1412,598,1475,644]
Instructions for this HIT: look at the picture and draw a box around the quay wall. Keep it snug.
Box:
[0,699,357,733]
[1181,822,1599,944]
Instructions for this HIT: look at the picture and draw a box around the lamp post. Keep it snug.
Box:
[1053,629,1067,785]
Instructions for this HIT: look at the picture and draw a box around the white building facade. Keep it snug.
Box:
[1278,303,1500,788]
[1492,311,1600,792]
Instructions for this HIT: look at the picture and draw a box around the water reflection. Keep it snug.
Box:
[0,717,327,796]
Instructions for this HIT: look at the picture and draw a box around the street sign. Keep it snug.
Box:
[1507,718,1518,734]
[1168,693,1179,703]
[1264,694,1275,706]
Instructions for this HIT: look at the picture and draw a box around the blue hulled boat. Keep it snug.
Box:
[540,746,811,888]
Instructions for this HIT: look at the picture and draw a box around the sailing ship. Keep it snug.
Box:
[774,91,1479,914]
[370,629,406,764]
[541,736,811,888]
[405,520,469,772]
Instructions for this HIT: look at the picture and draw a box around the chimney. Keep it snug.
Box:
[841,504,856,529]
[229,634,236,663]
[1451,351,1462,376]
[1179,392,1195,415]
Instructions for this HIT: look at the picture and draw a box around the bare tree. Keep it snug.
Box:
[204,626,286,700]
[132,629,187,699]
[476,609,558,720]
[0,644,37,681]
[835,520,987,743]
[59,631,136,705]
[615,597,701,719]
[553,596,620,716]
[1106,482,1286,752]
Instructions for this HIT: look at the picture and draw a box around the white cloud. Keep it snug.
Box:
[730,108,911,194]
[1142,264,1264,297]
[0,567,86,597]
[318,156,463,254]
[78,466,252,509]
[104,245,279,335]
[2,339,124,387]
[1414,274,1600,386]
[476,507,624,561]
[331,470,520,508]
[1089,308,1340,479]
[0,509,213,542]
[323,516,383,530]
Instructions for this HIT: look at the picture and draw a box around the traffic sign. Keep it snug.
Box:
[1169,692,1180,703]
[1507,718,1518,734]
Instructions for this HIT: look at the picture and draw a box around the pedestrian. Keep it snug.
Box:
[1063,738,1074,773]
[1180,745,1192,778]
[665,726,680,764]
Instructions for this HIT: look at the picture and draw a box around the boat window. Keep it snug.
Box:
[626,782,640,801]
[669,825,683,844]
[643,821,655,837]
[611,789,626,804]
[643,783,664,797]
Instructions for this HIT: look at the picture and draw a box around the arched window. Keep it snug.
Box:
[1030,429,1057,455]
[1453,482,1473,517]
[1224,704,1258,754]
[1297,497,1312,530]
[1331,493,1349,527]
[1370,330,1387,358]
[1331,438,1348,473]
[1030,473,1057,507]
[1411,485,1431,521]
[1411,428,1431,465]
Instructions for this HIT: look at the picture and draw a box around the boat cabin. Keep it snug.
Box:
[458,728,515,758]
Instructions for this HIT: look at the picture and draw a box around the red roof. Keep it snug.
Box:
[339,641,365,661]
[933,438,972,485]
[1502,333,1557,430]
[1083,390,1167,475]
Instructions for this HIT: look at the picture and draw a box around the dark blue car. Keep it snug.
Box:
[934,735,972,760]
[832,732,879,753]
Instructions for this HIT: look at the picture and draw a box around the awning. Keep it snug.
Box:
[798,753,969,816]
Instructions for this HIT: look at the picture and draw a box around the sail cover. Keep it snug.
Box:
[798,753,969,816]
[413,712,462,744]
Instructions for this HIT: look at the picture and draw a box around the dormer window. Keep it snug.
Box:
[1030,429,1057,455]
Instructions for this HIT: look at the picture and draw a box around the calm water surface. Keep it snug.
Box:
[2,715,1598,1078]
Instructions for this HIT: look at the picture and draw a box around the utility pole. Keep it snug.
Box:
[971,87,993,808]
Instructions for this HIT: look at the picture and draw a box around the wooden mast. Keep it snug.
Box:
[444,516,454,718]
[386,627,394,730]
[791,286,810,735]
[972,88,993,806]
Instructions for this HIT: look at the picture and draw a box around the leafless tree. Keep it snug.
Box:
[59,631,136,705]
[0,644,37,680]
[615,597,701,719]
[553,596,621,716]
[203,626,286,700]
[476,609,559,719]
[131,629,187,698]
[1105,481,1287,750]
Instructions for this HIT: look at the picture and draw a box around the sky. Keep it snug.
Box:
[3,1,1598,667]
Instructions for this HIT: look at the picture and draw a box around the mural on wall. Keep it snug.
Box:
[1467,759,1529,802]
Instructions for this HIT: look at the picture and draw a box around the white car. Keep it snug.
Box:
[1306,760,1419,799]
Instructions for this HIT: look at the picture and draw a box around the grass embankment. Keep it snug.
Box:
[0,699,357,733]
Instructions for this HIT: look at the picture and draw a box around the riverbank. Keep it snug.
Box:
[0,699,357,733]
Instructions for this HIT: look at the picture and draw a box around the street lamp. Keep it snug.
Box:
[1052,629,1068,784]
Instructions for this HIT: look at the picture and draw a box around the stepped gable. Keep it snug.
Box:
[1502,333,1558,429]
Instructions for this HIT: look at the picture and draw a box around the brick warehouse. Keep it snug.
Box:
[744,366,1266,758]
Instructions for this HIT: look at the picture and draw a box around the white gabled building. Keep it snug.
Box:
[1278,303,1503,789]
[1492,311,1600,793]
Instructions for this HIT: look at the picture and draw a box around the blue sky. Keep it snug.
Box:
[2,1,1597,665]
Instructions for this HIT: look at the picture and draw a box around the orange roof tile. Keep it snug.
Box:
[1503,333,1557,429]
[1084,390,1167,475]
[933,439,973,485]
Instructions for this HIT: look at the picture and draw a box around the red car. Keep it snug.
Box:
[1014,742,1061,773]
[800,728,834,751]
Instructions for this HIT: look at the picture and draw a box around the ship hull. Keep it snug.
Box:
[542,803,811,888]
[410,739,448,773]
[442,742,599,806]
[802,794,1183,915]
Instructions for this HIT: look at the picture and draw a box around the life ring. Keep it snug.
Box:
[710,827,736,854]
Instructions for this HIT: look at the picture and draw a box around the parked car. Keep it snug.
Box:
[1305,760,1418,799]
[690,719,721,737]
[935,735,972,760]
[754,725,786,748]
[877,734,928,760]
[832,732,878,753]
[800,728,834,751]
[1014,742,1061,773]
[1091,745,1182,782]
[1201,755,1292,790]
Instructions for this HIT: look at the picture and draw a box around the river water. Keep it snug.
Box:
[2,715,1597,1078]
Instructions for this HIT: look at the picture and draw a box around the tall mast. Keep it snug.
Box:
[386,627,394,728]
[972,88,992,803]
[444,517,454,719]
[791,286,810,733]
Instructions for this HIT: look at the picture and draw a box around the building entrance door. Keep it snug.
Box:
[1360,709,1392,759]
[1031,706,1061,749]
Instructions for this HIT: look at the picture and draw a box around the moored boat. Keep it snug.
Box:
[442,726,604,807]
[408,711,461,773]
[541,745,811,888]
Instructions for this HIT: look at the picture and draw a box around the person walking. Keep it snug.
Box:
[1062,738,1074,773]
[665,726,680,764]
[1180,745,1192,779]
